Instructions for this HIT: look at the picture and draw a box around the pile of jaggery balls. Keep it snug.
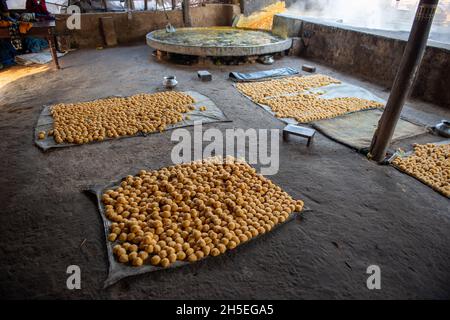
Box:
[49,91,195,144]
[393,143,450,198]
[103,157,304,267]
[259,94,383,123]
[236,74,384,123]
[236,74,340,100]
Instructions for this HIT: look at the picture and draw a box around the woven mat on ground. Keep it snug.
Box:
[312,109,428,152]
[34,91,230,151]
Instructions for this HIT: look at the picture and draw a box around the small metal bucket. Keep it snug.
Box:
[435,120,450,138]
[163,75,178,89]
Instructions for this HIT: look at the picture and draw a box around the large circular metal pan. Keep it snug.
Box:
[146,27,293,57]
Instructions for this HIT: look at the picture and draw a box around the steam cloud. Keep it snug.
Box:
[286,0,450,44]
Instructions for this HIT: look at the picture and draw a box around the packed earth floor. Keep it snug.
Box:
[0,45,449,299]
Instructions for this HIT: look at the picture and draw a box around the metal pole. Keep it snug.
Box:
[369,0,438,162]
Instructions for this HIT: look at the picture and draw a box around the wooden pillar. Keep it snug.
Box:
[144,0,148,11]
[47,29,60,69]
[126,0,135,11]
[182,0,192,27]
[369,0,439,162]
[172,0,177,10]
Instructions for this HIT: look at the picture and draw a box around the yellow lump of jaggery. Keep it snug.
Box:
[50,91,195,145]
[392,143,450,198]
[102,157,304,267]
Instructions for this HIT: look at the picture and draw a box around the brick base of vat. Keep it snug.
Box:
[55,4,240,49]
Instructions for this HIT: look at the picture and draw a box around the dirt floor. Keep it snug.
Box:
[0,45,449,299]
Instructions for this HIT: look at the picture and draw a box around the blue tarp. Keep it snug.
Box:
[23,36,48,53]
[0,39,17,67]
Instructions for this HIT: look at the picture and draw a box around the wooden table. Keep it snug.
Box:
[0,20,60,69]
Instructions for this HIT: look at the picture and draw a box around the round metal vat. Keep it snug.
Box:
[146,27,292,57]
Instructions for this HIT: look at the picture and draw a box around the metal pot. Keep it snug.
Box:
[258,55,274,65]
[435,120,450,138]
[163,75,178,89]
